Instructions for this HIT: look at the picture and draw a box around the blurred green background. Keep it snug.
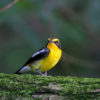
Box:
[0,0,100,77]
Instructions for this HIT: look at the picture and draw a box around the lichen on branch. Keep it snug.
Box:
[0,73,100,99]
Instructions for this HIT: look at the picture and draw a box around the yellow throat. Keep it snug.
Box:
[40,39,62,72]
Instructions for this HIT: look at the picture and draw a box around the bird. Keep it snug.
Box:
[15,37,62,76]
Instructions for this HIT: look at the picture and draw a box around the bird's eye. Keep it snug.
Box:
[54,41,59,43]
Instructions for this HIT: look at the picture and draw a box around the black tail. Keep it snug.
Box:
[14,67,23,74]
[14,71,21,74]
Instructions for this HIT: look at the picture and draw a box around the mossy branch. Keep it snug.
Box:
[0,73,100,99]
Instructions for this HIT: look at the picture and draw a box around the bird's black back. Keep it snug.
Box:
[23,48,50,66]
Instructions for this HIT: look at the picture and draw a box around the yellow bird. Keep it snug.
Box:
[15,37,62,76]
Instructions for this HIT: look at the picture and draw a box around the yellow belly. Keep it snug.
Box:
[31,46,62,72]
[40,48,62,72]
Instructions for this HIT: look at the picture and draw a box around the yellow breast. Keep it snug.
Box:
[39,42,62,72]
[31,42,62,72]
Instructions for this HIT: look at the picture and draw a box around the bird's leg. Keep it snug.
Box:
[36,69,47,76]
[35,69,42,75]
[42,71,47,76]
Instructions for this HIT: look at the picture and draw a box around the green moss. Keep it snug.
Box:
[0,73,100,99]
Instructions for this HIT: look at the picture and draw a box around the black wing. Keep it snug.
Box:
[23,48,50,66]
[15,48,49,74]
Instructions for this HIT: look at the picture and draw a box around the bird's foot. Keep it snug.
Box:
[36,69,47,76]
[41,71,47,76]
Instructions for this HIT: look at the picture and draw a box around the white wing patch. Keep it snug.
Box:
[32,49,46,57]
[19,66,31,73]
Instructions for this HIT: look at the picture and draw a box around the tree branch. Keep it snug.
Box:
[0,0,18,13]
[0,73,100,99]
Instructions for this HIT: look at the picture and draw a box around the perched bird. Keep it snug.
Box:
[15,37,62,76]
